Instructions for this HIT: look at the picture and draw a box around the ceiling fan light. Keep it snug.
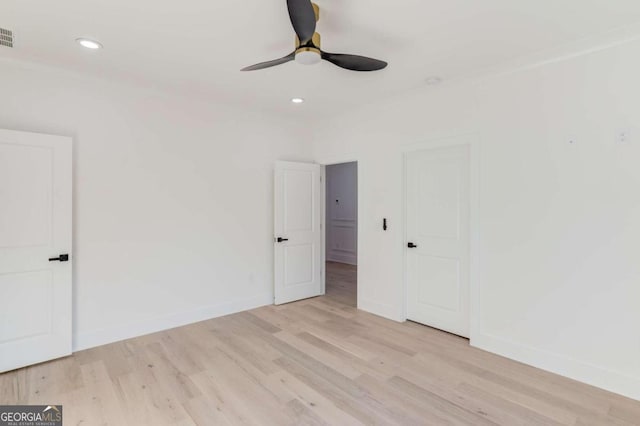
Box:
[295,50,321,66]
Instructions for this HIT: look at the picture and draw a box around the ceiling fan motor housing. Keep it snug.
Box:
[295,32,321,65]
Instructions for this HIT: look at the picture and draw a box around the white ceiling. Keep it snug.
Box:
[2,0,640,117]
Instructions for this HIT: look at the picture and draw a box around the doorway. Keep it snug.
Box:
[324,162,358,307]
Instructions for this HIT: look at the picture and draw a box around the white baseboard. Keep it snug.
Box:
[359,297,404,322]
[472,332,640,402]
[73,293,273,352]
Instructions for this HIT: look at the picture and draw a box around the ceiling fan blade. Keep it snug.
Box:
[287,0,316,44]
[321,52,388,72]
[241,52,296,71]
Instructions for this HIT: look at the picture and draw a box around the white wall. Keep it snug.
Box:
[0,59,311,351]
[312,39,640,400]
[325,162,358,265]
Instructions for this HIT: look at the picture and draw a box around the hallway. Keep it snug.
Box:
[325,261,357,307]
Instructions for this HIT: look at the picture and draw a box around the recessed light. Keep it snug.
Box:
[425,76,443,86]
[291,98,305,104]
[76,38,103,50]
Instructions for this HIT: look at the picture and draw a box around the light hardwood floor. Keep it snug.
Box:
[1,262,639,425]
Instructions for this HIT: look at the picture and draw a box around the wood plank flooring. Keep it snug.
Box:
[1,262,639,425]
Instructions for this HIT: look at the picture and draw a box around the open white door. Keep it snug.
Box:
[406,145,470,338]
[0,129,72,372]
[274,161,322,305]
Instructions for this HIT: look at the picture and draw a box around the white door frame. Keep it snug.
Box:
[402,134,480,341]
[315,156,360,307]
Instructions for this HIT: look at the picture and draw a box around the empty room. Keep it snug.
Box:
[1,0,640,425]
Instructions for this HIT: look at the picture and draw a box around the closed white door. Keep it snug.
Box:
[274,161,322,305]
[0,129,73,372]
[406,145,470,337]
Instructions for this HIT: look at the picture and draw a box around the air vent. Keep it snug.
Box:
[0,28,14,48]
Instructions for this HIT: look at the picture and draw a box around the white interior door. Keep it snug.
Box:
[274,161,322,305]
[0,129,73,372]
[406,145,470,337]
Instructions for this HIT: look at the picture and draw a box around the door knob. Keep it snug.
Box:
[407,242,418,249]
[49,254,70,262]
[276,237,289,243]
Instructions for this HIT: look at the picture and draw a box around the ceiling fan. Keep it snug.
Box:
[242,0,388,72]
